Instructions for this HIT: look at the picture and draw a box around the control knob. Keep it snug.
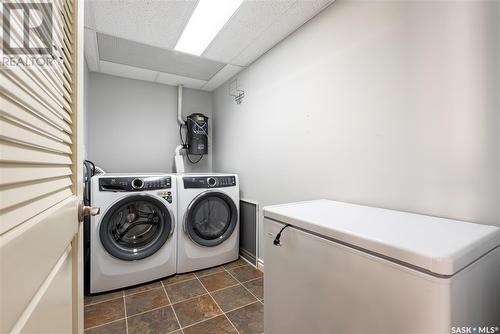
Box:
[131,178,144,189]
[207,177,217,187]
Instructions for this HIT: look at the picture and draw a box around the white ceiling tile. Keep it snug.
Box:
[84,28,99,71]
[201,64,244,92]
[232,0,334,66]
[155,72,207,90]
[90,0,197,50]
[99,61,158,82]
[202,0,295,64]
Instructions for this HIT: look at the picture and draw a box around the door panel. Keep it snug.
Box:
[0,0,82,332]
[17,247,73,334]
[0,197,78,333]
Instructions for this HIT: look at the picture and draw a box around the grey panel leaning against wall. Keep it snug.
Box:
[239,199,258,265]
[96,33,225,81]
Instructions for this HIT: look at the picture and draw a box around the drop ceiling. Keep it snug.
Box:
[84,0,334,91]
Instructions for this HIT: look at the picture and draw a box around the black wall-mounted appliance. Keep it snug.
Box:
[186,113,208,155]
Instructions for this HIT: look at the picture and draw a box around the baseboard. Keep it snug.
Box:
[257,258,264,272]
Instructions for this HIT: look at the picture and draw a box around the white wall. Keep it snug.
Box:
[212,0,500,261]
[83,60,89,159]
[87,72,212,173]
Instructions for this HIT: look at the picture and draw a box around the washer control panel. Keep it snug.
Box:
[183,176,236,189]
[99,176,171,192]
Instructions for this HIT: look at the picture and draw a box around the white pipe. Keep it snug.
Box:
[175,144,183,156]
[177,84,184,125]
[175,84,185,173]
[174,144,185,173]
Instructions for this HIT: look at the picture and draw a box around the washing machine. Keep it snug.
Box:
[89,173,177,293]
[176,173,239,273]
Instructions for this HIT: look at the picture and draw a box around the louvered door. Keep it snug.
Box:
[0,0,83,333]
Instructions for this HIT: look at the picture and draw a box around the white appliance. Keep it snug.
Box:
[263,199,500,334]
[176,173,239,273]
[90,173,177,293]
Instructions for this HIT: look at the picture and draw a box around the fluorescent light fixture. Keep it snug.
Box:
[175,0,244,56]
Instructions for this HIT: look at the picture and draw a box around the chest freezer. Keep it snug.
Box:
[263,199,500,334]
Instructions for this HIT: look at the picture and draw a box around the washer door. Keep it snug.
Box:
[185,191,238,247]
[99,194,173,261]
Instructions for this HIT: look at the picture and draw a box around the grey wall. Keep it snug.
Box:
[212,0,500,261]
[87,73,212,173]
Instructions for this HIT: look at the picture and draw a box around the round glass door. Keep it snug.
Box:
[99,194,173,261]
[185,192,237,247]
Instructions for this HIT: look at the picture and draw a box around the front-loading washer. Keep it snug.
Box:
[176,173,239,273]
[89,173,177,293]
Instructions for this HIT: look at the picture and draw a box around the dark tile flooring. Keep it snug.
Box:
[84,259,264,334]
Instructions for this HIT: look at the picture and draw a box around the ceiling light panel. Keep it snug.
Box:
[175,0,244,56]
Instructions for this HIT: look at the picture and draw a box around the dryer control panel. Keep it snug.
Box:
[183,176,236,189]
[99,176,171,192]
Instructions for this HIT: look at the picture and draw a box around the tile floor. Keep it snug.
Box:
[84,259,264,334]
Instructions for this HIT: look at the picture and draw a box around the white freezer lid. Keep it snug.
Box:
[263,199,500,276]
